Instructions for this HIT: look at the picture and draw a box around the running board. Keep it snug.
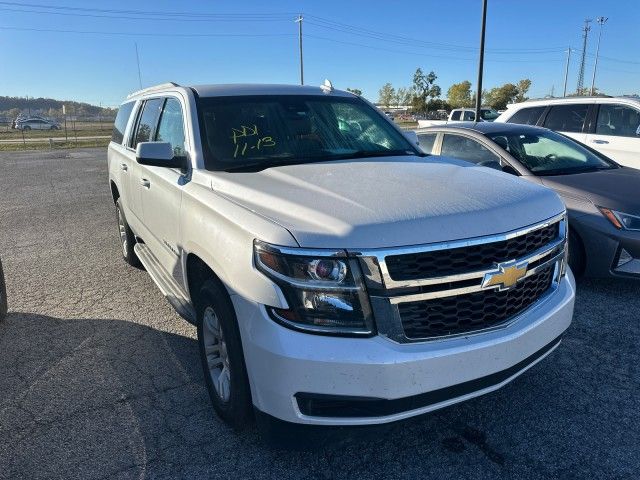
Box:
[134,243,196,324]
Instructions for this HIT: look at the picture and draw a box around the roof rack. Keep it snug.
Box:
[524,94,613,102]
[127,82,180,99]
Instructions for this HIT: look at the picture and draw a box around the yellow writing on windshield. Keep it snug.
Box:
[231,124,276,158]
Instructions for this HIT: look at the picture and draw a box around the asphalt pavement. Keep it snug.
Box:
[0,148,638,479]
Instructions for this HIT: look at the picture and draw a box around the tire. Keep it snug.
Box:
[22,125,31,131]
[196,279,252,429]
[0,259,7,321]
[115,198,141,268]
[568,229,586,277]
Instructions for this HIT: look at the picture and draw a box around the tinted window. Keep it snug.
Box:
[486,130,615,175]
[596,104,640,137]
[462,111,475,121]
[441,134,499,164]
[155,98,186,156]
[507,106,545,125]
[450,111,462,121]
[133,99,163,147]
[417,133,437,153]
[112,101,135,145]
[197,95,416,171]
[543,104,588,132]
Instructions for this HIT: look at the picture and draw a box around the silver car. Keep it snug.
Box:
[17,118,60,130]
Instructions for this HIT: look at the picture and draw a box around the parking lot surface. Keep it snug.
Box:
[0,148,638,479]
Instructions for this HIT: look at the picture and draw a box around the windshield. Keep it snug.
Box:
[486,129,616,175]
[480,109,500,121]
[196,95,419,171]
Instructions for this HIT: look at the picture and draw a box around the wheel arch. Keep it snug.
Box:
[185,253,231,307]
[110,181,120,204]
[568,225,586,277]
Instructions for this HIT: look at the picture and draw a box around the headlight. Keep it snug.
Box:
[598,207,640,231]
[254,240,375,336]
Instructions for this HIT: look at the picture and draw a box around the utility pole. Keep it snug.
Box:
[295,15,304,85]
[590,16,608,95]
[474,0,488,122]
[563,47,571,97]
[576,19,592,94]
[135,42,143,89]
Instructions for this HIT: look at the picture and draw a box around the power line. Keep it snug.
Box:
[0,25,296,38]
[0,6,294,22]
[305,15,566,54]
[0,1,295,18]
[305,34,563,63]
[0,2,567,56]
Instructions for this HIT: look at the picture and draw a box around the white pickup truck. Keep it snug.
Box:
[108,82,575,436]
[418,107,500,128]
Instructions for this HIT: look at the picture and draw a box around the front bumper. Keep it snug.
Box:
[573,214,640,278]
[232,273,575,426]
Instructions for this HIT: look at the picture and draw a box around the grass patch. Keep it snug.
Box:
[0,138,110,152]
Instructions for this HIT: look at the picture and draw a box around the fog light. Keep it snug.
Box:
[617,248,633,267]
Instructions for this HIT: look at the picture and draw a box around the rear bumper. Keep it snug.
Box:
[232,273,575,426]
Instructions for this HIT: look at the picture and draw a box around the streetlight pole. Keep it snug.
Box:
[474,0,488,122]
[295,15,304,85]
[563,47,571,97]
[590,17,608,95]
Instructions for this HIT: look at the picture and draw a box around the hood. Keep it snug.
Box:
[541,167,640,214]
[209,156,565,249]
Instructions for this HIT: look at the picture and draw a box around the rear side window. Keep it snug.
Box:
[112,101,135,145]
[417,133,437,153]
[132,98,163,148]
[462,111,475,121]
[543,104,589,133]
[450,111,462,121]
[596,104,640,137]
[507,106,545,126]
[441,134,499,164]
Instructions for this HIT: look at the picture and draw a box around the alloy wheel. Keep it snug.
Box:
[202,306,231,402]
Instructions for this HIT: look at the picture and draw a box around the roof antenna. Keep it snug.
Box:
[320,79,334,93]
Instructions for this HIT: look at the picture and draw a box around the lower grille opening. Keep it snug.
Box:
[399,265,555,339]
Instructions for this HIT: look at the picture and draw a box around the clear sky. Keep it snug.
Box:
[0,0,638,106]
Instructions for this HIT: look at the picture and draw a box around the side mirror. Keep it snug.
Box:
[404,130,420,147]
[136,142,186,169]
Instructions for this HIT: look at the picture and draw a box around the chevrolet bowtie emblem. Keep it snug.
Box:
[482,261,528,291]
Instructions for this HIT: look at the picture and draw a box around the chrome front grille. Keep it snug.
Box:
[398,264,555,339]
[385,223,558,281]
[354,213,567,343]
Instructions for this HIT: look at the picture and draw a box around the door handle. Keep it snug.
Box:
[592,139,609,144]
[120,163,128,172]
[140,178,151,189]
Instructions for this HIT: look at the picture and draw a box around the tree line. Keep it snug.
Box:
[0,95,116,119]
[370,68,532,112]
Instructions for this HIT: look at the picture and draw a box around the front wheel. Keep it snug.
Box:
[115,199,140,267]
[196,279,252,429]
[22,126,31,131]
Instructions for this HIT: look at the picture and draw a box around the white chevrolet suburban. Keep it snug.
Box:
[108,82,575,434]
